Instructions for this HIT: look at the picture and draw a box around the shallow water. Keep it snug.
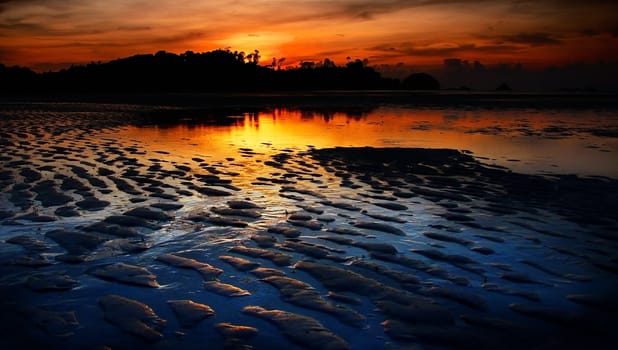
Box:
[118,106,618,177]
[0,101,617,350]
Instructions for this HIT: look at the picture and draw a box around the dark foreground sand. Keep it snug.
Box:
[0,104,617,350]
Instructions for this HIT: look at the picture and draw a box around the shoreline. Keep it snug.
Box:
[2,99,615,179]
[2,90,618,110]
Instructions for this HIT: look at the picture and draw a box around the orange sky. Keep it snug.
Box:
[1,0,617,72]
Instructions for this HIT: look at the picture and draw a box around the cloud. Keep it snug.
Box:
[498,32,562,46]
[369,41,523,58]
[117,25,152,32]
[0,46,16,62]
[580,28,602,37]
[0,0,85,14]
[333,0,491,20]
[507,0,618,13]
[148,31,206,45]
[0,20,44,33]
[1,0,617,70]
[407,44,475,56]
[40,31,207,49]
[315,48,350,58]
[369,42,475,57]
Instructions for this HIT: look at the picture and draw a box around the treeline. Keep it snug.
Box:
[0,49,440,93]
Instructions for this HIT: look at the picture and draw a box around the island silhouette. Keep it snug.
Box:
[0,49,442,93]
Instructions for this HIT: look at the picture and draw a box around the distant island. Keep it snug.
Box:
[0,49,447,93]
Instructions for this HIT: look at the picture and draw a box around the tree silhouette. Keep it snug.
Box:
[0,64,38,92]
[403,73,441,90]
[495,82,512,91]
[246,50,260,65]
[0,48,437,93]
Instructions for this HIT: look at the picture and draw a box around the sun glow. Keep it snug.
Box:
[213,32,293,62]
[1,0,616,78]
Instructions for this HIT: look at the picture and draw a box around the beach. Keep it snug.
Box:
[1,98,617,350]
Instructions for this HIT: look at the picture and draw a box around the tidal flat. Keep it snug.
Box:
[0,97,617,350]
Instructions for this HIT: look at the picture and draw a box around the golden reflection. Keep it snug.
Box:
[117,108,618,177]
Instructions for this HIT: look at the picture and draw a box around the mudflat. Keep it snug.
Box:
[0,100,617,350]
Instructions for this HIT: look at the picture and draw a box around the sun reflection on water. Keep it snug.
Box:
[117,107,618,178]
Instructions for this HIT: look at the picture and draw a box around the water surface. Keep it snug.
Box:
[0,101,617,350]
[118,106,618,177]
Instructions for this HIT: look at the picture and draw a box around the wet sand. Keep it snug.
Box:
[0,102,617,350]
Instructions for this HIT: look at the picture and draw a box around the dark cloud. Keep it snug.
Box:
[0,0,81,13]
[0,19,106,36]
[337,0,490,19]
[0,21,45,33]
[580,28,601,37]
[0,30,207,56]
[369,43,476,57]
[334,0,618,20]
[516,0,618,7]
[507,0,618,12]
[294,49,350,63]
[117,25,152,32]
[0,0,78,6]
[370,44,398,52]
[369,41,523,58]
[429,57,618,91]
[149,31,205,44]
[404,44,477,56]
[47,31,206,49]
[317,49,350,57]
[245,0,618,32]
[0,46,16,62]
[572,20,618,37]
[498,32,562,46]
[471,44,524,53]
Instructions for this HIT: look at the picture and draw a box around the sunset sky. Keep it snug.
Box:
[1,0,617,72]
